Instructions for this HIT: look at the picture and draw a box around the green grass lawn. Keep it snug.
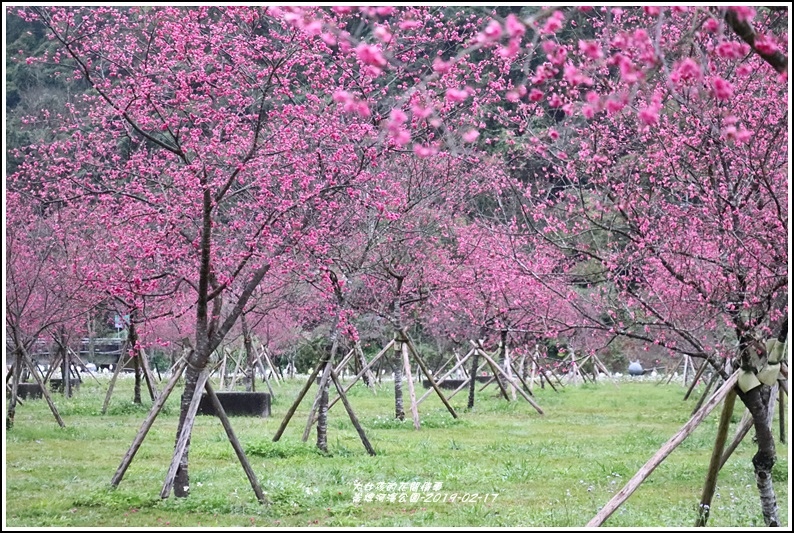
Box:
[4,373,789,527]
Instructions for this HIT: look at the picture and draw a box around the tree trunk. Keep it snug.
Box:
[316,333,339,453]
[6,356,23,429]
[173,362,202,498]
[61,340,71,398]
[467,348,480,409]
[133,355,142,405]
[129,321,142,404]
[241,313,256,392]
[393,346,405,421]
[737,384,780,526]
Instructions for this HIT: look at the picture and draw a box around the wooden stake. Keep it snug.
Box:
[303,359,332,442]
[102,349,132,415]
[683,358,709,401]
[691,371,720,416]
[354,341,377,389]
[682,355,690,387]
[228,350,245,391]
[695,388,737,526]
[111,356,188,487]
[66,347,103,387]
[779,386,786,444]
[329,368,376,456]
[138,348,158,401]
[471,341,511,401]
[161,369,209,499]
[586,371,739,527]
[204,380,268,504]
[260,346,281,385]
[20,346,65,427]
[719,409,754,470]
[478,376,496,392]
[477,348,544,415]
[446,361,488,402]
[509,362,536,397]
[505,343,516,401]
[326,340,393,412]
[404,334,458,418]
[272,358,324,442]
[334,348,356,378]
[417,349,474,405]
[529,360,537,394]
[402,341,421,430]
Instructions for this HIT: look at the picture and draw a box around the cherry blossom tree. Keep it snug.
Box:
[7,5,787,524]
[5,191,98,427]
[10,5,384,499]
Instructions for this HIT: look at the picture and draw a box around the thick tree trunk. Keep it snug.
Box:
[316,371,331,453]
[737,385,780,526]
[316,333,339,453]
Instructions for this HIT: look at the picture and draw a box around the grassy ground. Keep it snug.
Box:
[3,372,789,527]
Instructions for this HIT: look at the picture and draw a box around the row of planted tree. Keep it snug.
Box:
[5,6,787,527]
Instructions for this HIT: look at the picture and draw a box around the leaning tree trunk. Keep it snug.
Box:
[737,384,780,526]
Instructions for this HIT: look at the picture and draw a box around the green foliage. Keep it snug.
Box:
[244,440,320,459]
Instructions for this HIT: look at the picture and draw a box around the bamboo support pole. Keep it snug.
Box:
[260,347,281,385]
[586,371,739,527]
[691,371,720,416]
[111,356,188,487]
[20,347,65,427]
[402,342,421,430]
[683,358,709,401]
[719,409,754,470]
[329,368,376,456]
[471,341,511,401]
[417,349,474,405]
[204,379,267,504]
[326,340,393,412]
[138,348,158,400]
[161,370,209,498]
[404,335,458,418]
[695,389,737,526]
[272,358,324,442]
[474,344,544,415]
[102,350,132,415]
[446,361,489,401]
